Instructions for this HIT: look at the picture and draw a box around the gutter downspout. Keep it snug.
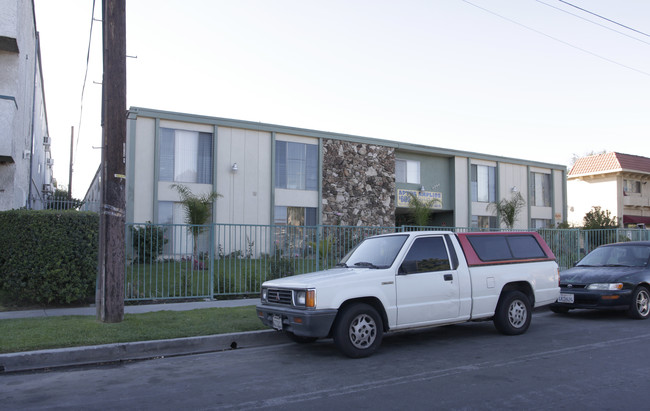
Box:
[27,32,40,209]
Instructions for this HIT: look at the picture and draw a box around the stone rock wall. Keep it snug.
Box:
[321,139,395,227]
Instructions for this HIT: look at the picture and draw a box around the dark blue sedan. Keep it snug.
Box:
[550,241,650,319]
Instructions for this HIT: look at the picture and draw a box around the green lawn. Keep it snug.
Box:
[126,257,339,300]
[0,306,266,354]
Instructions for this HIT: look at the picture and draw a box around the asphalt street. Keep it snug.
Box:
[2,308,649,410]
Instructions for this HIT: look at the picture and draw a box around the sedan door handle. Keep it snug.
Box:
[444,274,453,281]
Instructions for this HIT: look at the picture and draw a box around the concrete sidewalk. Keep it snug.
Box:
[0,298,289,373]
[0,298,260,319]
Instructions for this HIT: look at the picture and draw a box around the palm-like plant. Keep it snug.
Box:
[171,184,222,263]
[408,192,441,227]
[488,192,526,229]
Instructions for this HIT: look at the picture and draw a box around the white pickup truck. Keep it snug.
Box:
[257,231,560,357]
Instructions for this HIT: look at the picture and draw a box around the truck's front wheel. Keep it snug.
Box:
[493,291,531,335]
[333,303,383,358]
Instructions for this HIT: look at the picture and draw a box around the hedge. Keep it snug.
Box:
[0,210,99,304]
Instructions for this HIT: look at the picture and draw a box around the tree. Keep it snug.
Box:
[488,192,526,229]
[570,150,607,167]
[582,206,620,250]
[583,206,619,229]
[171,184,222,263]
[46,188,84,210]
[407,192,441,227]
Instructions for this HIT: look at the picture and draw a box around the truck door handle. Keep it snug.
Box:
[444,274,453,281]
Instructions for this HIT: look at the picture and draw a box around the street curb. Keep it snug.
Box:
[0,330,288,373]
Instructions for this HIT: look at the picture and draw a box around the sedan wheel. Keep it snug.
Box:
[627,286,650,319]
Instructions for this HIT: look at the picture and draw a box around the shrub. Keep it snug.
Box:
[0,210,99,304]
[130,222,167,263]
[268,248,293,279]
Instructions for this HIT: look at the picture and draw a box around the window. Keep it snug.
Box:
[471,164,495,203]
[467,234,547,262]
[274,206,317,226]
[531,218,552,229]
[531,172,551,207]
[274,206,318,256]
[400,236,451,274]
[624,179,641,194]
[395,159,420,184]
[159,128,213,184]
[471,215,497,229]
[275,141,318,190]
[158,201,174,224]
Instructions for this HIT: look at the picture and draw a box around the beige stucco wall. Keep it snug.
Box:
[130,117,155,223]
[215,126,272,225]
[567,175,618,226]
[129,119,274,227]
[499,162,529,229]
[553,169,565,223]
[454,157,469,227]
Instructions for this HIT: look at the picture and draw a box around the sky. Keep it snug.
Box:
[34,0,650,198]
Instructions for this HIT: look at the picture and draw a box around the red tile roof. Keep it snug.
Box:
[569,152,650,176]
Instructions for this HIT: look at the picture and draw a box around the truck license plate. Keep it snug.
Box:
[272,315,283,330]
[558,293,574,303]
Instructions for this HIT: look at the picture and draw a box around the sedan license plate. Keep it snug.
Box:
[558,293,574,304]
[272,314,283,330]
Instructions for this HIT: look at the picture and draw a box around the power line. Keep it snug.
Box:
[534,0,650,47]
[558,0,650,38]
[460,0,650,78]
[75,0,97,165]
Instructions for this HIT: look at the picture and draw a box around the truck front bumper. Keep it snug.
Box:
[256,304,338,338]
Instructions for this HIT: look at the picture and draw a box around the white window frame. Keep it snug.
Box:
[531,172,551,207]
[396,159,420,184]
[159,128,213,184]
[471,164,496,203]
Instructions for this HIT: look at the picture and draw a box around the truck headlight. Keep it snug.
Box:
[295,289,315,308]
[587,283,623,291]
[261,288,268,302]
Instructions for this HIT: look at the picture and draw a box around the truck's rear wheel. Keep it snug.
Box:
[333,303,383,358]
[493,291,531,335]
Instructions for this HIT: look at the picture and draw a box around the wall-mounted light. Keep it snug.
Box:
[511,186,519,193]
[231,163,238,173]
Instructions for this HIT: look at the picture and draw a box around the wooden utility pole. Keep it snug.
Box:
[96,0,126,323]
[68,126,73,200]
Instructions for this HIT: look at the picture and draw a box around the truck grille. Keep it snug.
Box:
[266,288,293,305]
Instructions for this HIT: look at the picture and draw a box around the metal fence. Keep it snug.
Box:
[124,223,650,301]
[31,198,101,212]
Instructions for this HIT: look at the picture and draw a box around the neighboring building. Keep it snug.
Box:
[568,152,650,228]
[85,107,566,233]
[0,0,53,210]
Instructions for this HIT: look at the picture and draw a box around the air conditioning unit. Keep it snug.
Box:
[46,158,53,166]
[43,136,50,146]
[42,184,52,193]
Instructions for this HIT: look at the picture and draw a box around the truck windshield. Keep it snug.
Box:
[339,235,408,269]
